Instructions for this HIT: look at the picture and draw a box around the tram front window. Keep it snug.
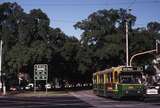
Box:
[120,75,141,84]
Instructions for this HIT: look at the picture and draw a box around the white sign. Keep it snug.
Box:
[34,64,48,80]
[37,68,45,71]
[34,64,48,93]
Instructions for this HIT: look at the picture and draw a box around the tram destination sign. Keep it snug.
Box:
[122,67,143,72]
[34,64,48,80]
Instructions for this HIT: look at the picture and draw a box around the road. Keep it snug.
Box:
[70,90,160,108]
[0,90,159,108]
[0,93,93,108]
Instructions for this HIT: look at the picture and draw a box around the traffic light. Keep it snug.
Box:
[156,40,160,54]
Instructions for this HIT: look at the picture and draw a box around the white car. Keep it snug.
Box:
[25,83,34,90]
[145,86,160,96]
[45,84,51,89]
[25,86,30,90]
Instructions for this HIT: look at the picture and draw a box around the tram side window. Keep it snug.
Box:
[108,73,112,83]
[107,73,110,83]
[105,74,108,83]
[99,75,104,84]
[111,73,113,82]
[114,71,118,82]
[93,75,97,84]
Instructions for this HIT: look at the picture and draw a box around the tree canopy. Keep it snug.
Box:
[0,2,160,87]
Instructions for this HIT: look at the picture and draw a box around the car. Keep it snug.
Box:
[10,87,17,91]
[45,84,51,89]
[144,85,160,97]
[25,83,34,90]
[28,83,34,88]
[9,86,20,91]
[25,85,31,90]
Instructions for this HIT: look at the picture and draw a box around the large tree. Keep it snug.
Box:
[1,2,160,87]
[0,2,81,87]
[74,8,159,72]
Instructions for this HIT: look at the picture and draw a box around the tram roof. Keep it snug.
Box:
[93,66,125,75]
[93,68,113,75]
[93,66,143,76]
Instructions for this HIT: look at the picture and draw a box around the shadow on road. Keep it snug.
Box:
[103,96,160,103]
[0,95,93,108]
[143,98,160,104]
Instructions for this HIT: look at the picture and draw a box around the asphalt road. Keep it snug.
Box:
[70,90,160,108]
[0,95,93,108]
[0,91,159,108]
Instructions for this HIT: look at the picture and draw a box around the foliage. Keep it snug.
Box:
[0,2,160,87]
[75,8,160,71]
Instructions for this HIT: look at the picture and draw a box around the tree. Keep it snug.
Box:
[74,9,136,71]
[147,22,160,33]
[1,2,160,87]
[74,8,158,73]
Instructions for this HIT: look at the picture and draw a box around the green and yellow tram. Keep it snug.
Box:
[93,66,144,99]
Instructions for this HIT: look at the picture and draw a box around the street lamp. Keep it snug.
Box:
[129,40,159,66]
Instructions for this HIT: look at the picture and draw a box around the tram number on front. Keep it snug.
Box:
[122,67,143,72]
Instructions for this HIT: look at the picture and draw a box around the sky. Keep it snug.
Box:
[0,0,160,39]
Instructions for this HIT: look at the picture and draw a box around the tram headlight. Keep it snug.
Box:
[126,90,128,94]
[155,86,160,89]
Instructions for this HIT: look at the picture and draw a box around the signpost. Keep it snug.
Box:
[34,64,48,93]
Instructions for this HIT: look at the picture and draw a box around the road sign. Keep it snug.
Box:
[34,64,48,80]
[34,64,48,94]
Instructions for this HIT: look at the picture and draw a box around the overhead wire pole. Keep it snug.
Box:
[129,49,156,66]
[129,40,160,66]
[125,9,132,67]
[125,0,136,67]
[0,40,6,95]
[125,17,129,67]
[0,40,2,93]
[125,0,160,67]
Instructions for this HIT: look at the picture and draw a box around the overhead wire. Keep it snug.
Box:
[127,0,137,9]
[17,0,159,27]
[53,20,76,23]
[17,0,160,6]
[53,19,148,28]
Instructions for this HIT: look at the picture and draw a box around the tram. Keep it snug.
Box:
[93,66,144,99]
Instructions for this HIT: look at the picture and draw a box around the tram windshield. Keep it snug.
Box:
[120,72,142,84]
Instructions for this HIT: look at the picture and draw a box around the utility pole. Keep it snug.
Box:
[0,40,2,92]
[126,18,129,67]
[0,40,6,95]
[125,9,131,67]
